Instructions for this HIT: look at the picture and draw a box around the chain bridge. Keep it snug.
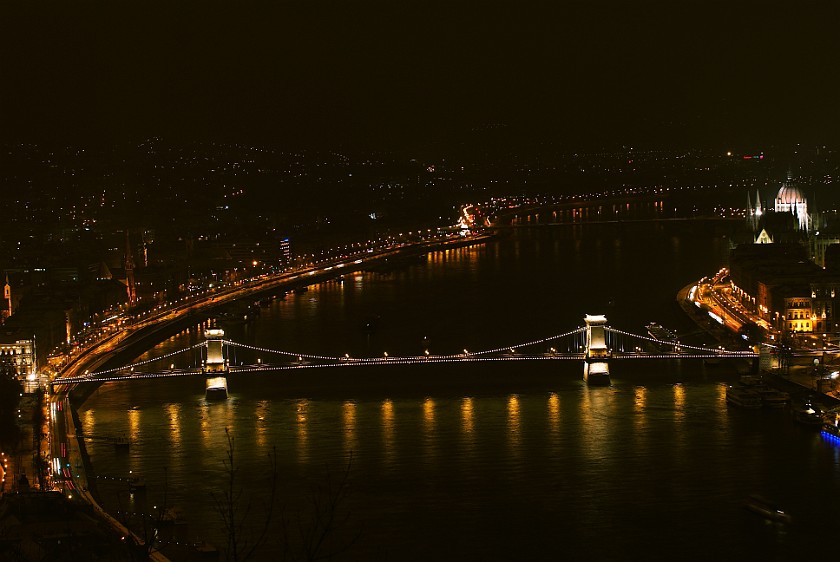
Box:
[51,315,762,398]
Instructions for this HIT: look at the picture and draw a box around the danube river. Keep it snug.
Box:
[79,221,840,560]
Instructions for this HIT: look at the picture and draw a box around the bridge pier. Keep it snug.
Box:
[204,328,229,400]
[583,315,611,385]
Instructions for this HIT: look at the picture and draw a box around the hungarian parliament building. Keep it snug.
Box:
[732,174,840,336]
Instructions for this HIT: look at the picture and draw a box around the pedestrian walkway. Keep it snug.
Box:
[776,365,840,403]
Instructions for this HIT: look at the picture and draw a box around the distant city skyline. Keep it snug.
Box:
[2,1,838,150]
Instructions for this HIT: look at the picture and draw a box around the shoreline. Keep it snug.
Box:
[677,280,840,407]
[51,233,494,560]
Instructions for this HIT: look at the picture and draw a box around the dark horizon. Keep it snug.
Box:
[2,1,839,152]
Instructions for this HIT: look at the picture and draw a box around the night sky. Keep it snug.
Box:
[2,1,838,150]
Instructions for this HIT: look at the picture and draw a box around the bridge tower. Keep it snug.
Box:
[583,314,611,385]
[203,328,229,399]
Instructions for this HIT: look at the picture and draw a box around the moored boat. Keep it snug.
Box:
[790,399,823,427]
[737,376,789,408]
[746,494,792,524]
[726,386,761,408]
[821,418,840,443]
[755,387,790,409]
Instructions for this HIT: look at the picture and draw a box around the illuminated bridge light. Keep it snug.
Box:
[54,325,763,386]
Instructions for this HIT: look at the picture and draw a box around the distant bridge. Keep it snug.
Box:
[52,315,761,396]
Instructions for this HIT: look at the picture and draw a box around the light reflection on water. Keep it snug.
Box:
[200,403,211,449]
[82,409,95,436]
[674,382,686,421]
[342,400,356,455]
[422,397,437,465]
[253,399,269,449]
[633,385,648,437]
[459,397,476,467]
[381,398,395,468]
[166,403,181,448]
[717,381,728,403]
[507,394,521,458]
[579,386,612,463]
[128,408,140,442]
[295,399,308,464]
[547,391,560,439]
[78,226,840,559]
[460,396,474,435]
[634,385,647,411]
[81,365,840,560]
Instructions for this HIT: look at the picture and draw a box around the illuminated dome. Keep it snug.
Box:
[774,181,810,231]
[776,185,806,206]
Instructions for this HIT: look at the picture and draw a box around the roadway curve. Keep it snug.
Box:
[48,234,494,486]
[55,234,492,396]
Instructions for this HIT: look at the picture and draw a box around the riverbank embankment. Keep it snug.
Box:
[677,281,840,408]
[49,233,495,560]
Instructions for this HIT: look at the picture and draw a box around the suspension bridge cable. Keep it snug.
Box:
[223,327,587,362]
[467,327,587,357]
[222,340,345,362]
[87,341,208,376]
[603,327,757,355]
[62,324,765,384]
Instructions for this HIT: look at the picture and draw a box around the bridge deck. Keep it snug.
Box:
[52,350,757,385]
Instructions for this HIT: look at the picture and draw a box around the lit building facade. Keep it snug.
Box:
[0,333,36,381]
[810,281,840,334]
[784,296,813,333]
[730,243,818,334]
[730,242,840,335]
[279,238,292,265]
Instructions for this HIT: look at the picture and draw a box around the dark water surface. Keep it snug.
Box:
[80,223,840,560]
